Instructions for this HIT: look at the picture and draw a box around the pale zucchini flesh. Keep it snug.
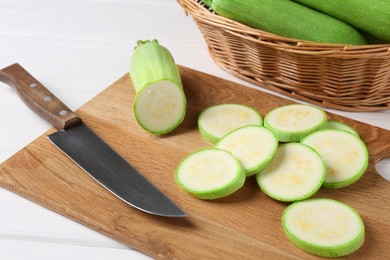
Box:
[257,143,325,202]
[134,80,186,134]
[175,148,245,200]
[264,104,327,142]
[283,198,365,257]
[198,104,263,143]
[216,125,278,177]
[301,129,368,189]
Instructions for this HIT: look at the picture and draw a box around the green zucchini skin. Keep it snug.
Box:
[293,0,390,42]
[130,40,182,93]
[203,0,366,45]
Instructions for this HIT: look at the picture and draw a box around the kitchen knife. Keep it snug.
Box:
[0,63,186,217]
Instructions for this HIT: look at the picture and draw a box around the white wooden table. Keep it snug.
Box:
[1,1,389,259]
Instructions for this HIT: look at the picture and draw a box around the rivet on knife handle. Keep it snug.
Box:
[0,63,81,129]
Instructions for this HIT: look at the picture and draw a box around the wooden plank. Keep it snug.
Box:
[0,66,389,259]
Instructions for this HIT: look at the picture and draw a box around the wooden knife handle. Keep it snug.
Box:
[0,63,81,129]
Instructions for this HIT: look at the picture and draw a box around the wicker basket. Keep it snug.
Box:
[177,0,390,111]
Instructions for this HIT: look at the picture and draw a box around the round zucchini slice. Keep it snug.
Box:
[216,125,278,177]
[175,148,245,200]
[198,104,263,143]
[257,143,325,202]
[301,129,368,189]
[264,104,327,142]
[282,198,365,258]
[327,120,359,137]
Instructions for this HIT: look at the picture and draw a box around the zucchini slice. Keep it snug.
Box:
[216,125,278,177]
[264,104,327,142]
[283,198,365,257]
[257,143,325,202]
[175,148,245,200]
[327,120,359,137]
[198,104,263,143]
[301,129,368,189]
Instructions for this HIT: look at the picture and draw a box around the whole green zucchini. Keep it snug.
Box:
[292,0,390,42]
[202,0,366,45]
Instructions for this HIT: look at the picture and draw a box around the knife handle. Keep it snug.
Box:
[0,63,81,129]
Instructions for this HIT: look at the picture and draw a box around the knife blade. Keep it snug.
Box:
[0,63,186,217]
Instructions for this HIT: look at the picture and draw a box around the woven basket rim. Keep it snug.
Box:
[178,0,390,56]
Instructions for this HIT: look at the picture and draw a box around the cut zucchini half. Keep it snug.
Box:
[216,125,278,177]
[257,143,325,202]
[283,198,365,258]
[130,40,186,135]
[301,129,368,189]
[264,104,327,142]
[327,120,359,137]
[175,148,245,200]
[198,104,263,143]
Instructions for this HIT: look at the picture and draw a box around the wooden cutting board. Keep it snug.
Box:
[0,66,389,259]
